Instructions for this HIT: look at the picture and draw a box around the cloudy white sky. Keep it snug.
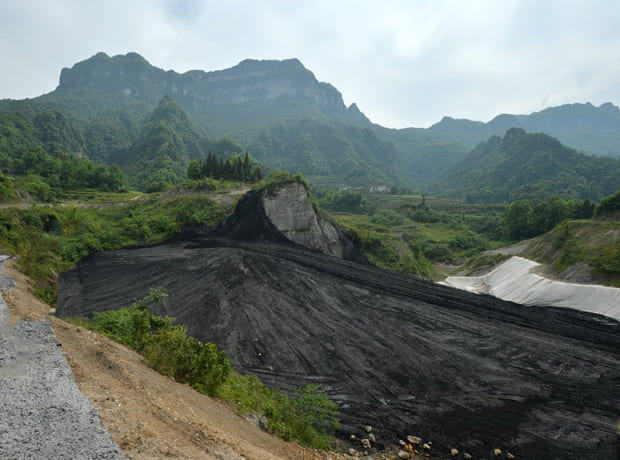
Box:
[1,0,618,128]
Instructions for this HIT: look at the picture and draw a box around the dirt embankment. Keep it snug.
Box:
[4,260,345,460]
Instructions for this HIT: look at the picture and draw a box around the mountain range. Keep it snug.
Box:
[1,52,619,199]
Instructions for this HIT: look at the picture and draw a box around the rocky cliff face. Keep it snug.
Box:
[261,182,343,257]
[212,181,365,262]
[55,52,368,125]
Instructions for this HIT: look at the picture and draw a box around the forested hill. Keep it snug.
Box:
[417,102,620,157]
[0,52,403,187]
[442,128,620,203]
[124,95,207,190]
[1,51,619,192]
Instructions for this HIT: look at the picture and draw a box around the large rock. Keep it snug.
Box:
[212,180,366,262]
[261,181,342,256]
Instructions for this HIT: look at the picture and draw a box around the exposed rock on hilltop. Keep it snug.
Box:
[54,52,368,127]
[213,180,366,262]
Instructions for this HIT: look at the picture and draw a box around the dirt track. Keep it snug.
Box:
[57,237,620,460]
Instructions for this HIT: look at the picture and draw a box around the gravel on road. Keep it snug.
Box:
[0,256,124,460]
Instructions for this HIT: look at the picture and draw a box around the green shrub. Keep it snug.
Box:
[0,172,16,202]
[254,170,308,195]
[89,288,231,395]
[553,234,584,272]
[319,191,364,212]
[216,375,338,449]
[589,246,620,274]
[18,175,54,202]
[370,209,403,226]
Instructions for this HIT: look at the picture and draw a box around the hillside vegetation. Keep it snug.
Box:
[3,52,620,194]
[443,128,620,203]
[0,194,225,303]
[521,215,620,287]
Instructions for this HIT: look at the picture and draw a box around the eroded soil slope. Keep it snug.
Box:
[58,238,620,460]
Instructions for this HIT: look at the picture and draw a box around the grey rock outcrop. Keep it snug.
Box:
[261,181,343,257]
[211,180,366,262]
[57,52,369,126]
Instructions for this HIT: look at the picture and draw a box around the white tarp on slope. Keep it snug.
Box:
[442,256,620,321]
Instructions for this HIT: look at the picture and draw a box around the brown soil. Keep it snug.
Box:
[3,259,347,460]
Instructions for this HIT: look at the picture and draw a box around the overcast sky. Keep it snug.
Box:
[1,0,618,128]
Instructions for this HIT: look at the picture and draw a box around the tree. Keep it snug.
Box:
[574,199,595,220]
[187,160,202,180]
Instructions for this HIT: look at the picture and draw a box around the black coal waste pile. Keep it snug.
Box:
[57,238,620,460]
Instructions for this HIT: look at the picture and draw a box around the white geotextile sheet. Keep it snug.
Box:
[442,256,620,321]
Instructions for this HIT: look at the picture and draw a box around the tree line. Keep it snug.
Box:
[187,152,263,182]
[0,147,127,202]
[503,197,596,240]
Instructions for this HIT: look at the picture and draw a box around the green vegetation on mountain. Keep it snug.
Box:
[0,147,126,202]
[0,110,85,158]
[444,128,620,203]
[0,108,129,200]
[32,110,86,154]
[248,119,401,185]
[503,102,620,158]
[126,95,206,191]
[2,53,407,187]
[3,52,620,197]
[84,109,138,164]
[416,102,620,158]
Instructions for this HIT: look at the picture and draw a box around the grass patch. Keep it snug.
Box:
[524,220,620,287]
[0,194,226,305]
[329,193,509,277]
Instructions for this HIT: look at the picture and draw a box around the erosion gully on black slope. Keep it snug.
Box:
[57,234,619,460]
